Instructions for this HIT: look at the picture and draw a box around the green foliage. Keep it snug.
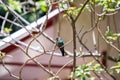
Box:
[0,0,47,37]
[4,27,12,34]
[90,0,120,12]
[64,5,90,17]
[67,7,81,16]
[37,0,47,12]
[70,61,104,80]
[0,4,7,16]
[111,62,120,73]
[59,3,69,10]
[22,10,45,23]
[63,0,120,18]
[116,54,120,61]
[8,0,22,13]
[0,52,6,59]
[105,29,119,42]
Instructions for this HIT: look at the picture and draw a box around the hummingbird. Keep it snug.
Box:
[57,37,65,56]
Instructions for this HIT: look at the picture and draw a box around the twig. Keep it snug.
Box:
[9,12,30,28]
[23,7,55,76]
[42,32,73,56]
[0,15,23,28]
[48,42,57,71]
[89,4,119,17]
[19,53,45,80]
[81,17,99,41]
[97,26,120,52]
[1,59,19,79]
[74,0,90,22]
[71,17,77,79]
[0,1,30,25]
[1,39,26,53]
[92,71,103,80]
[77,28,116,80]
[56,55,81,75]
[0,0,34,38]
[113,15,120,49]
[24,48,55,76]
[56,58,73,75]
[1,12,9,34]
[55,53,100,76]
[24,33,55,76]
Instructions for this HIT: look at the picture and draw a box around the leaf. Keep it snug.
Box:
[90,0,119,13]
[80,76,86,80]
[80,4,91,12]
[94,64,101,69]
[85,73,91,78]
[69,0,74,2]
[111,62,120,69]
[105,29,113,36]
[8,0,22,13]
[90,77,95,80]
[4,27,12,34]
[87,60,94,66]
[38,0,47,12]
[41,6,47,12]
[0,52,6,59]
[111,62,120,73]
[106,9,115,12]
[76,72,82,78]
[105,29,119,41]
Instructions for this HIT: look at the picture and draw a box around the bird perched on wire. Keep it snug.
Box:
[57,37,65,56]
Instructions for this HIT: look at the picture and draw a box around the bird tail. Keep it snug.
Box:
[60,47,64,56]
